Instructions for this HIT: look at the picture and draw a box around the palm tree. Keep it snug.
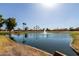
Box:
[22,23,26,30]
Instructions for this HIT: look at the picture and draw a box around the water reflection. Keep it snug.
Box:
[22,33,28,43]
[43,33,48,38]
[10,33,28,43]
[9,34,16,41]
[17,33,20,36]
[10,32,77,56]
[25,33,28,38]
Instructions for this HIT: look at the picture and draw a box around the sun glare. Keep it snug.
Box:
[41,3,57,9]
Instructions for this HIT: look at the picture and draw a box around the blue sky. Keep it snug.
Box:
[0,3,79,29]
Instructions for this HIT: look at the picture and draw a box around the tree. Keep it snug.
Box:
[25,27,28,31]
[46,28,50,31]
[5,17,17,31]
[33,25,40,30]
[69,27,74,31]
[22,23,26,30]
[0,15,4,30]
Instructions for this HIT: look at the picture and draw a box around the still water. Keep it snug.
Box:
[11,32,77,56]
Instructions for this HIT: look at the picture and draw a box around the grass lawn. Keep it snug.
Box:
[0,31,27,35]
[70,31,79,54]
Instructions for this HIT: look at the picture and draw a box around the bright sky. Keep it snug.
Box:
[0,3,79,29]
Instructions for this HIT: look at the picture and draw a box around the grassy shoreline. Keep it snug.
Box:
[70,31,79,55]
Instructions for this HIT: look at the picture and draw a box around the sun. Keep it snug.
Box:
[41,3,57,9]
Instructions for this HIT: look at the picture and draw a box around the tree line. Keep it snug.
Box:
[1,14,79,31]
[0,15,16,31]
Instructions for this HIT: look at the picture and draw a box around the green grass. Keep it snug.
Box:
[70,31,78,43]
[0,31,27,35]
[0,31,9,35]
[70,31,79,53]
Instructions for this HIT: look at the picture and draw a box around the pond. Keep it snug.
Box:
[11,32,77,56]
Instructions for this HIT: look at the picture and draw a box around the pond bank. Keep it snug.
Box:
[70,31,79,55]
[0,35,53,56]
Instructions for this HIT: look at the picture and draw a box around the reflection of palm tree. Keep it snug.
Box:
[35,32,38,40]
[22,33,28,44]
[46,34,48,38]
[22,34,25,43]
[25,33,28,38]
[22,40,26,44]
